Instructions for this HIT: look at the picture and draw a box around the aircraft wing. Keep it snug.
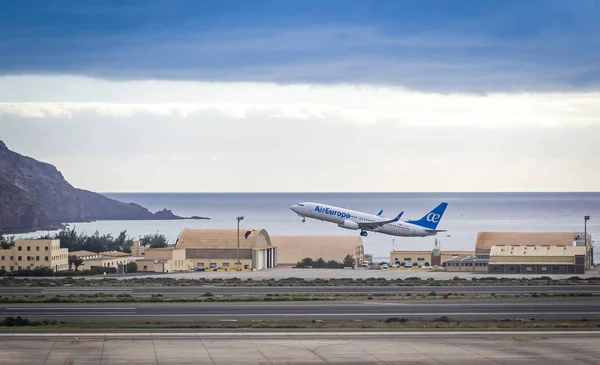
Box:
[357,212,403,230]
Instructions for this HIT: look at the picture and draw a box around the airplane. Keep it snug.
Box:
[289,202,448,237]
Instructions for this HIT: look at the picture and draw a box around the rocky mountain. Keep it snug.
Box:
[0,140,208,233]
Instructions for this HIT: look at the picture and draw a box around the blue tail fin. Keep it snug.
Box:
[377,210,383,216]
[406,202,448,229]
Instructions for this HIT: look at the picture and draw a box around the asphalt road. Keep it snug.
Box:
[2,284,600,297]
[2,298,599,321]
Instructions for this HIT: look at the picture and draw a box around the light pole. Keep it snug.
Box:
[237,216,244,270]
[584,215,590,268]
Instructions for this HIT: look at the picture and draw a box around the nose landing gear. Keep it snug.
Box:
[302,217,306,223]
[360,230,368,237]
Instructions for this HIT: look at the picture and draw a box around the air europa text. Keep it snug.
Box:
[314,206,351,219]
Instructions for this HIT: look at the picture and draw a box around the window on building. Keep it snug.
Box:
[45,247,48,251]
[36,256,40,261]
[18,266,22,270]
[36,246,40,251]
[509,266,515,271]
[18,246,22,251]
[27,246,30,251]
[526,267,532,272]
[209,263,217,268]
[493,267,499,272]
[1,266,4,270]
[223,263,230,268]
[197,263,204,267]
[1,256,4,260]
[404,258,411,261]
[10,266,14,271]
[18,256,22,261]
[541,266,547,272]
[10,256,13,260]
[417,258,425,261]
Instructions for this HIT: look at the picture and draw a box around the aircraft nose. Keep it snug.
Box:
[290,204,299,212]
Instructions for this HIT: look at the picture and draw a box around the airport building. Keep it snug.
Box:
[132,229,366,272]
[477,232,593,273]
[442,232,594,274]
[71,250,138,273]
[0,239,68,272]
[271,235,364,266]
[173,228,276,271]
[389,250,474,267]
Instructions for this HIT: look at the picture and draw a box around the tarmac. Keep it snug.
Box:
[2,297,599,321]
[1,330,599,364]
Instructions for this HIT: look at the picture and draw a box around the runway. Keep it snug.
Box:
[2,298,599,321]
[2,284,600,297]
[1,330,599,364]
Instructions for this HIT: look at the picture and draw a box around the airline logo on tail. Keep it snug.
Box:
[406,202,448,230]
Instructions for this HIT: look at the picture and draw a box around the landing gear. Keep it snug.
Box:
[302,217,306,223]
[360,230,368,237]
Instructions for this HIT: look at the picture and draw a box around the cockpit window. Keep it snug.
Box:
[298,204,304,206]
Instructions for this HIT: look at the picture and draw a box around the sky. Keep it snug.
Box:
[1,0,599,192]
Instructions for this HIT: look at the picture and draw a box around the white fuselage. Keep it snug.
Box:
[290,202,436,237]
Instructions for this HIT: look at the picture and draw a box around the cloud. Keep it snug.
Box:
[1,76,599,131]
[1,75,599,192]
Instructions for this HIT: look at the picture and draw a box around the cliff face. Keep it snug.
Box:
[0,140,192,233]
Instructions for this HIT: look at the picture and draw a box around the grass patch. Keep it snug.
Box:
[0,292,598,304]
[2,317,600,330]
[2,276,600,288]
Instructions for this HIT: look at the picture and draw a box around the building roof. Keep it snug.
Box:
[70,250,99,257]
[489,245,586,257]
[271,235,363,265]
[100,251,131,257]
[476,232,578,251]
[446,255,488,263]
[175,229,272,249]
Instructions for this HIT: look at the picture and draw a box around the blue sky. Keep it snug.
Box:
[1,0,599,92]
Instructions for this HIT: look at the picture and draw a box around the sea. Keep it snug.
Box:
[16,193,600,263]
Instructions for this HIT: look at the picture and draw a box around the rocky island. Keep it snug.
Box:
[0,140,209,233]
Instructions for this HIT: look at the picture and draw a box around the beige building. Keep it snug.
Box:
[271,236,364,266]
[0,239,68,272]
[136,247,190,272]
[390,250,474,266]
[174,228,276,270]
[488,245,587,274]
[445,255,489,272]
[476,232,593,270]
[70,250,137,273]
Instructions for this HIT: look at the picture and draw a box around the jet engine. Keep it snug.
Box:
[338,220,359,230]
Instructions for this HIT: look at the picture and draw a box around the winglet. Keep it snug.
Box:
[377,210,383,216]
